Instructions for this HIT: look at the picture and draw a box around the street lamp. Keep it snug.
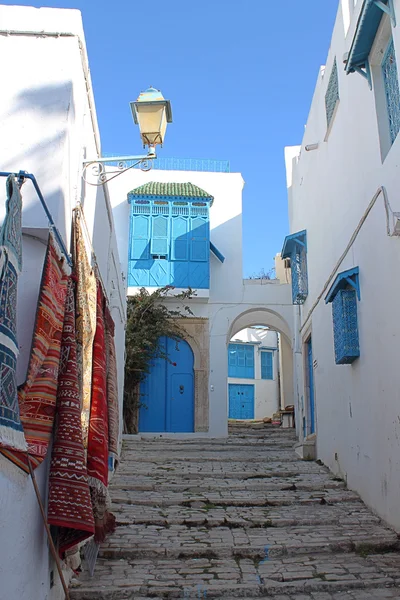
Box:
[83,87,173,186]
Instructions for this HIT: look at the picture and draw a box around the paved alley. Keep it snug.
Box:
[70,426,400,599]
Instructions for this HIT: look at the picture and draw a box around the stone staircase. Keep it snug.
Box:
[70,426,400,599]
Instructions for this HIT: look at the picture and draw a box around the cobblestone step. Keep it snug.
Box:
[117,461,328,477]
[112,501,381,529]
[110,488,362,507]
[99,521,399,560]
[69,553,400,599]
[110,476,344,494]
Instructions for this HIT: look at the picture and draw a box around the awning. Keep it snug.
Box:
[210,241,225,263]
[345,0,396,85]
[281,230,307,259]
[325,267,360,303]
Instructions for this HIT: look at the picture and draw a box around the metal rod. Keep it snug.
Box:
[0,171,73,267]
[27,455,71,600]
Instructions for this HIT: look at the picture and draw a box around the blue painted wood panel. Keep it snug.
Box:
[261,351,273,380]
[139,336,194,432]
[128,200,210,289]
[228,384,255,420]
[228,344,255,379]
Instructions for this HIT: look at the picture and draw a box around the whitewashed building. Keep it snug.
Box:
[228,327,280,420]
[284,0,400,530]
[0,6,126,600]
[109,169,295,438]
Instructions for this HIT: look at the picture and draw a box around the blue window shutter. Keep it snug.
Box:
[245,345,255,378]
[172,216,189,260]
[151,215,169,256]
[228,344,254,379]
[228,344,238,377]
[190,217,209,261]
[130,214,150,260]
[261,351,273,380]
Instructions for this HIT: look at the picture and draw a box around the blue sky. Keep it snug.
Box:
[4,0,338,276]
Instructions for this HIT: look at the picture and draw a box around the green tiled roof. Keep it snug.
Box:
[128,182,213,200]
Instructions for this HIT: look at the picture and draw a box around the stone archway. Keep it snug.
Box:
[226,307,294,421]
[178,317,209,432]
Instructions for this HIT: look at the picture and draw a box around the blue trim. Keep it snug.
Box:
[210,242,225,263]
[281,230,307,259]
[259,346,278,351]
[325,267,360,303]
[345,0,396,80]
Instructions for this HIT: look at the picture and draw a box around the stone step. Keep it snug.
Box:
[99,522,399,560]
[110,487,360,507]
[123,441,296,451]
[110,476,344,494]
[116,463,329,478]
[112,500,382,529]
[69,553,400,599]
[120,453,301,464]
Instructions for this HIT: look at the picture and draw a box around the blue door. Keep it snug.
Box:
[306,338,315,434]
[139,337,194,433]
[228,384,255,419]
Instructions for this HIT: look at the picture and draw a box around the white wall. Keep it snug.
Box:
[228,327,279,419]
[0,6,126,600]
[285,0,400,530]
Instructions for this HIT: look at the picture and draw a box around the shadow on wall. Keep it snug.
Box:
[1,81,76,240]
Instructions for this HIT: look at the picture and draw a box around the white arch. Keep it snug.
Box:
[227,307,293,347]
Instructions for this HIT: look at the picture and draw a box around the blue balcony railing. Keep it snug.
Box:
[103,155,230,173]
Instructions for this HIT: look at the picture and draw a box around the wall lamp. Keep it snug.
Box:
[83,87,172,186]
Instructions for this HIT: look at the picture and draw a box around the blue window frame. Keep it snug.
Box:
[261,351,273,380]
[382,38,400,145]
[325,58,339,128]
[281,230,308,305]
[325,267,360,365]
[228,344,255,379]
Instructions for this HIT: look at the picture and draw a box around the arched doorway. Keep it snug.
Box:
[226,309,294,425]
[139,337,195,433]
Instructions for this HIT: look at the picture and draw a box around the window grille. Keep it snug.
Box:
[291,244,308,305]
[326,267,360,365]
[332,289,360,364]
[382,38,400,144]
[325,58,339,128]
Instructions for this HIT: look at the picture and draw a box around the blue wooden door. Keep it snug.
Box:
[139,337,194,432]
[307,338,315,434]
[228,384,255,419]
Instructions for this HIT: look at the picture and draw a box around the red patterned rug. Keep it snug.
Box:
[1,236,68,472]
[87,282,115,542]
[47,278,95,553]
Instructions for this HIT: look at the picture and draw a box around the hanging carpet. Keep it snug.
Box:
[73,211,96,448]
[87,282,115,542]
[47,278,95,553]
[1,235,68,472]
[104,305,119,461]
[0,176,26,452]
